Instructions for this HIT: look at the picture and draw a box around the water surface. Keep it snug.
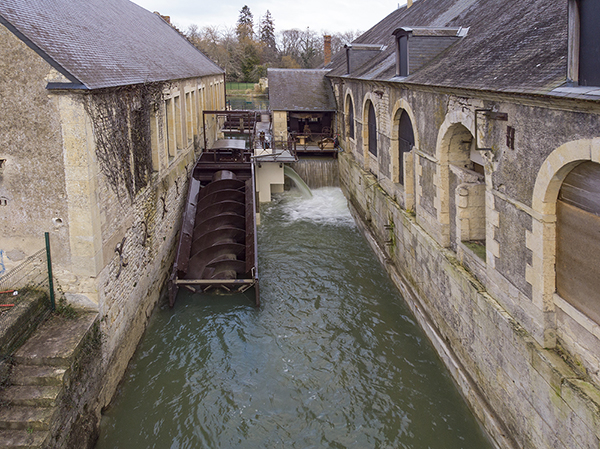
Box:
[96,188,492,449]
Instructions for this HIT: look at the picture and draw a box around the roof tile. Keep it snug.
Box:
[0,0,223,90]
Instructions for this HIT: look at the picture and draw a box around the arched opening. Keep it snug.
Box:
[398,110,414,185]
[441,123,485,255]
[556,161,600,323]
[346,95,355,139]
[367,101,377,157]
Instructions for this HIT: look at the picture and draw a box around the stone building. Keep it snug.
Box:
[269,68,337,142]
[0,0,225,409]
[321,0,600,447]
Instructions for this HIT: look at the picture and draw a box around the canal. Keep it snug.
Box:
[95,188,493,449]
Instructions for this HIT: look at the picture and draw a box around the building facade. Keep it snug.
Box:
[326,0,600,447]
[0,0,226,409]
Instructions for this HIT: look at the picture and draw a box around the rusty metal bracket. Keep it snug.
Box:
[474,108,508,154]
[115,236,128,279]
[138,221,148,247]
[160,194,168,218]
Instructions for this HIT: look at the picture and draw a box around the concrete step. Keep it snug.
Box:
[0,407,54,431]
[0,387,61,408]
[0,429,49,448]
[12,314,97,367]
[9,366,66,387]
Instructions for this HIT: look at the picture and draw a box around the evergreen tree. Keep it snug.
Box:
[236,5,254,42]
[259,11,276,50]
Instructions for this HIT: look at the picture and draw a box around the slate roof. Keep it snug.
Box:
[326,0,568,95]
[0,0,223,90]
[268,69,337,112]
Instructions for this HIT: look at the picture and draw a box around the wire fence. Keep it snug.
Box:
[0,247,50,309]
[226,82,255,91]
[0,245,53,385]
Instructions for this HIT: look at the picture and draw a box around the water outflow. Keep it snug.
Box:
[284,165,312,198]
[95,188,493,449]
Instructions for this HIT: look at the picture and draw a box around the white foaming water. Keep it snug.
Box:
[279,187,355,226]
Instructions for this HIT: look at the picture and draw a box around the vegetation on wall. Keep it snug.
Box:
[84,83,164,202]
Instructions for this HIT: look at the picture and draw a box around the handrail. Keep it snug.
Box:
[290,132,338,151]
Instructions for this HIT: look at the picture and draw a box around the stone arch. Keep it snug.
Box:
[361,93,378,171]
[435,110,476,164]
[527,138,600,346]
[344,89,356,141]
[390,99,420,184]
[433,112,482,249]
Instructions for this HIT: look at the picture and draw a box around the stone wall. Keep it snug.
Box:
[1,19,228,418]
[340,151,600,449]
[0,25,70,271]
[332,75,600,448]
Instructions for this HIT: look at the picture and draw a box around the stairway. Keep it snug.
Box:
[0,313,98,449]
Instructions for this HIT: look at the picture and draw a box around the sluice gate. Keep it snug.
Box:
[288,159,340,189]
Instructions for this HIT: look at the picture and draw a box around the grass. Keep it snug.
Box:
[462,240,486,261]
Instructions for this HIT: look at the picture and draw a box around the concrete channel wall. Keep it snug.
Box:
[339,151,600,449]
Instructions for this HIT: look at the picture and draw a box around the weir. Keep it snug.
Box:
[283,165,312,198]
[288,158,340,188]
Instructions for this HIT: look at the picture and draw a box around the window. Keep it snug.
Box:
[185,91,193,144]
[398,110,414,185]
[174,95,182,150]
[569,0,600,86]
[367,101,377,157]
[556,161,600,323]
[165,98,175,158]
[578,0,600,86]
[393,28,412,77]
[150,110,159,171]
[346,96,355,139]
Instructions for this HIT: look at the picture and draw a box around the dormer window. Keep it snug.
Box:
[344,44,386,76]
[393,28,412,77]
[569,0,600,86]
[391,27,466,78]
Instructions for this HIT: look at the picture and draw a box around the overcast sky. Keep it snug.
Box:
[131,0,406,35]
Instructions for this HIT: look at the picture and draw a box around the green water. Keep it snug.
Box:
[96,188,493,449]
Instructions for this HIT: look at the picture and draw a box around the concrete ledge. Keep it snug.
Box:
[13,313,98,367]
[0,292,49,358]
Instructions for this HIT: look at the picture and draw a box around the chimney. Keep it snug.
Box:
[407,0,413,7]
[324,35,332,66]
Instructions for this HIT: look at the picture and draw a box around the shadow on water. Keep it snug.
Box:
[96,188,493,449]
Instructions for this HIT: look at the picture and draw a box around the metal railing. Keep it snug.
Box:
[0,232,56,314]
[290,132,338,151]
[226,82,255,91]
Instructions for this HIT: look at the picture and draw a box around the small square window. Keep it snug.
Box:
[506,126,516,150]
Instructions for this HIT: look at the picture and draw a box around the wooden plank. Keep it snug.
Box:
[173,177,201,276]
[556,200,600,323]
[175,279,255,285]
[559,161,600,216]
